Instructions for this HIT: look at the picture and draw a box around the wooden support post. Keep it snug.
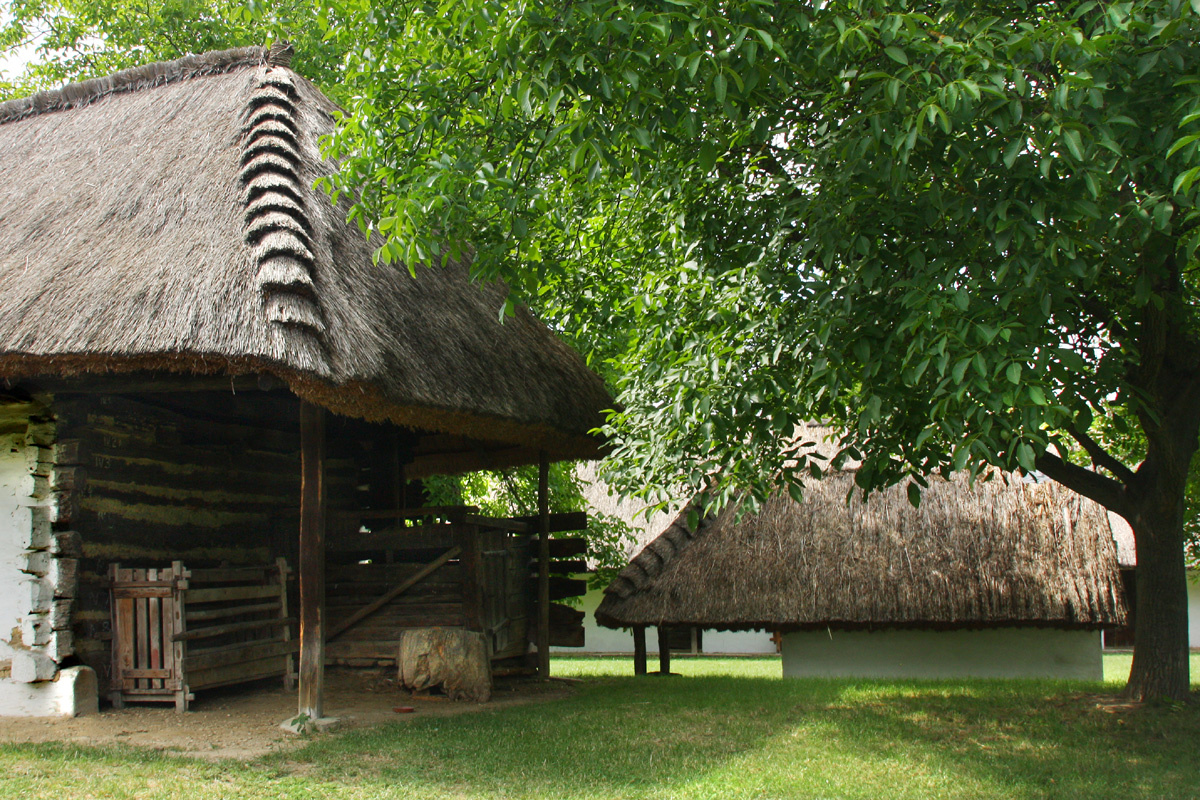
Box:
[537,451,551,679]
[658,625,671,675]
[298,402,326,721]
[633,626,647,676]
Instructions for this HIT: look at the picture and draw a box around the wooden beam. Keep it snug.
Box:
[510,511,588,534]
[327,547,461,640]
[658,626,671,675]
[298,401,326,720]
[633,626,647,676]
[330,506,478,523]
[537,451,551,679]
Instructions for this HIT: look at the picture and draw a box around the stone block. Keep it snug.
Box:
[48,558,78,598]
[27,506,52,550]
[22,578,53,613]
[397,627,492,702]
[50,599,73,631]
[21,550,50,576]
[20,614,49,646]
[42,630,73,662]
[0,665,97,717]
[50,531,82,558]
[11,650,56,683]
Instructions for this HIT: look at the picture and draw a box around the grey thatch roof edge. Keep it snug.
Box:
[0,46,273,125]
[595,472,1128,632]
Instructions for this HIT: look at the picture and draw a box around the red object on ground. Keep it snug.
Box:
[393,706,416,714]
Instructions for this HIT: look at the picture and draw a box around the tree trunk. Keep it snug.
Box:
[1125,500,1191,702]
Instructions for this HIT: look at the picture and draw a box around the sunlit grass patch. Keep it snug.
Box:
[2,655,1197,800]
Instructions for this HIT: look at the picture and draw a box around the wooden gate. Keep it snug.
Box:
[109,559,295,711]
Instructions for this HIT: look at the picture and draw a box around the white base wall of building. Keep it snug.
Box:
[782,628,1104,680]
[0,666,98,717]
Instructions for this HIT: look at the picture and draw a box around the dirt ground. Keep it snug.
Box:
[0,669,575,760]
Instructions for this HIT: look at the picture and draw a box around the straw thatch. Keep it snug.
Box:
[596,470,1128,631]
[0,47,610,458]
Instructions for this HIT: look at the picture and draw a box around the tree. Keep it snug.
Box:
[0,0,344,100]
[321,0,1200,700]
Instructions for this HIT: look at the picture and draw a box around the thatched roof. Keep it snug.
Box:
[578,462,677,559]
[596,470,1128,631]
[0,47,610,459]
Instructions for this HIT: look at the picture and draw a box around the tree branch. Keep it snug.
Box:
[1035,451,1127,516]
[1066,425,1136,484]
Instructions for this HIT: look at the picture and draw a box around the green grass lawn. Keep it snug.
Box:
[1,654,1198,800]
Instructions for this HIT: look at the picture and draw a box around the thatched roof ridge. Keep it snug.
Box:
[0,48,610,458]
[0,47,270,125]
[596,472,1128,631]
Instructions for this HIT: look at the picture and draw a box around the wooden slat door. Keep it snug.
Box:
[109,564,183,707]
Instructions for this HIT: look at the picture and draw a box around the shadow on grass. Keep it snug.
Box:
[267,676,1200,799]
[3,675,1197,799]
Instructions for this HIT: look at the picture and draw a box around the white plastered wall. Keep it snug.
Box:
[0,428,54,664]
[0,412,96,716]
[553,585,776,654]
[782,627,1104,680]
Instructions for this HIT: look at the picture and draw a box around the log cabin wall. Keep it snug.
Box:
[47,387,584,690]
[54,390,364,691]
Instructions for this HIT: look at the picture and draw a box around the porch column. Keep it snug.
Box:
[537,451,551,678]
[298,401,326,719]
[633,626,647,675]
[658,625,671,675]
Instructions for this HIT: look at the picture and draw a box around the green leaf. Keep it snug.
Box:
[1061,129,1084,160]
[517,80,533,116]
[884,46,908,65]
[1167,133,1200,159]
[1173,166,1200,195]
[1028,385,1048,406]
[1006,362,1022,384]
[697,141,720,171]
[906,482,922,508]
[713,72,727,103]
[1015,442,1036,472]
[1003,138,1023,169]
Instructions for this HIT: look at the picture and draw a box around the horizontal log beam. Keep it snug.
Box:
[173,616,295,642]
[512,512,587,534]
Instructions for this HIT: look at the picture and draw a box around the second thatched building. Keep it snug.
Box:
[596,469,1127,680]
